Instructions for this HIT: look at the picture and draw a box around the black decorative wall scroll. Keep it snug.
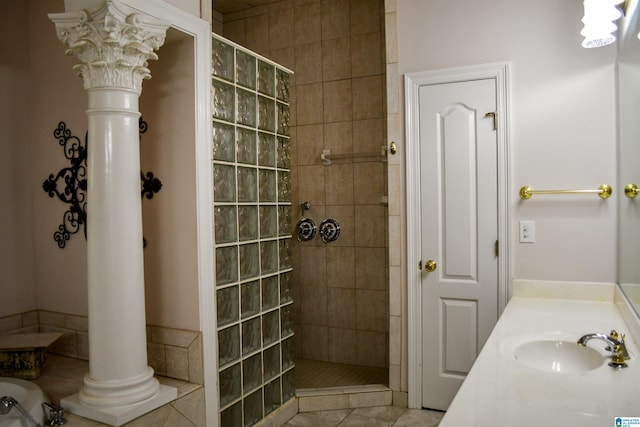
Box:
[43,118,162,248]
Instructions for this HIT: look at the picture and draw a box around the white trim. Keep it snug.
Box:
[118,1,217,425]
[404,62,511,409]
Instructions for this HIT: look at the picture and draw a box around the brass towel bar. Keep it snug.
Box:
[519,184,612,200]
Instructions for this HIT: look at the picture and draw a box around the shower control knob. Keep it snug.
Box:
[319,218,341,243]
[296,218,317,241]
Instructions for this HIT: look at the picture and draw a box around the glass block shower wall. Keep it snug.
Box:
[212,34,295,427]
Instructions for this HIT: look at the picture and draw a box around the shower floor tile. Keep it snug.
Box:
[294,359,388,389]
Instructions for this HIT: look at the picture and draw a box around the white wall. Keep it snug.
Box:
[141,35,200,330]
[0,1,202,332]
[0,1,37,317]
[397,0,618,283]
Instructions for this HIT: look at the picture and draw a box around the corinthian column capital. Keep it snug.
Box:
[49,1,169,93]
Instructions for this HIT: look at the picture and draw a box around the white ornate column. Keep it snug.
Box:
[49,2,176,425]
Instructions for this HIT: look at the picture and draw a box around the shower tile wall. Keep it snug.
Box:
[212,34,295,427]
[220,0,388,370]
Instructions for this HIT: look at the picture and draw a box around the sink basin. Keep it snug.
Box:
[513,340,605,374]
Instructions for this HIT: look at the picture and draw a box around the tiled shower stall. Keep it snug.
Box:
[212,34,295,426]
[216,0,389,378]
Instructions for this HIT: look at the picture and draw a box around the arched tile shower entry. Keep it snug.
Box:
[211,34,296,426]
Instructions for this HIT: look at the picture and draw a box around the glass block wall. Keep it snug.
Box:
[212,34,295,427]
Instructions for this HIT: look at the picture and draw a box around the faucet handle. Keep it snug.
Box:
[608,345,628,368]
[42,402,66,426]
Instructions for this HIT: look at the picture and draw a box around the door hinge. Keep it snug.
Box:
[495,240,499,257]
[485,111,497,131]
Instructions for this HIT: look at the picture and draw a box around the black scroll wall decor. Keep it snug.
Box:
[42,118,163,248]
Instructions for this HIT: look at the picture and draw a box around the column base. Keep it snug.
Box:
[61,385,177,426]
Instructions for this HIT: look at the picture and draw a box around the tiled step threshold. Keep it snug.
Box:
[296,384,392,412]
[256,385,392,426]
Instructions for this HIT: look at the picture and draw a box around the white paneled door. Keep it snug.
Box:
[419,78,499,410]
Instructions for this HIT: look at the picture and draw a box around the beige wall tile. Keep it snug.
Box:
[148,342,167,376]
[386,62,399,115]
[295,2,322,45]
[355,247,386,290]
[388,266,401,317]
[384,0,397,13]
[328,327,357,364]
[352,76,383,120]
[246,13,270,55]
[39,311,66,328]
[297,124,324,165]
[223,20,246,46]
[357,330,387,367]
[245,4,270,17]
[326,246,355,288]
[384,12,398,64]
[321,0,351,40]
[166,345,190,381]
[0,315,22,332]
[350,32,382,77]
[322,37,351,82]
[389,364,400,390]
[300,324,328,361]
[350,0,382,35]
[150,326,199,347]
[300,286,327,325]
[354,204,385,247]
[388,215,401,266]
[354,162,383,205]
[324,122,353,155]
[327,288,356,328]
[268,46,296,74]
[295,42,323,85]
[298,245,327,287]
[392,391,408,408]
[387,164,400,216]
[296,83,324,125]
[298,165,326,207]
[323,79,353,123]
[21,311,38,327]
[65,314,88,332]
[188,334,204,385]
[356,289,386,332]
[325,205,354,247]
[325,163,354,205]
[269,3,294,50]
[389,315,401,365]
[353,118,384,153]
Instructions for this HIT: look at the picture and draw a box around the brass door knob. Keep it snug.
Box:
[425,260,437,272]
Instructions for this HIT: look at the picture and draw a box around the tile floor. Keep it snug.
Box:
[284,406,444,427]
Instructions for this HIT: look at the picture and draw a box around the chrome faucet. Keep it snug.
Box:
[577,329,630,368]
[42,402,66,426]
[0,396,42,427]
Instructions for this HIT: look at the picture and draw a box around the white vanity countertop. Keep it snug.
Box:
[439,287,640,427]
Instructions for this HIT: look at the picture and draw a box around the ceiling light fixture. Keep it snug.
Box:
[581,0,625,48]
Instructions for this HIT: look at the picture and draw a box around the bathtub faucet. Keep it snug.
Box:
[42,401,66,426]
[0,396,42,427]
